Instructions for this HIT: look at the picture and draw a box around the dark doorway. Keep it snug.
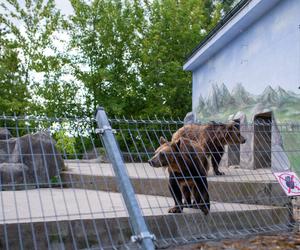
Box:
[253,112,272,169]
[228,119,241,166]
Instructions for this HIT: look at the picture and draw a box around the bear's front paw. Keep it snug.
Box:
[201,207,210,215]
[168,206,182,213]
[192,202,210,215]
[215,171,225,176]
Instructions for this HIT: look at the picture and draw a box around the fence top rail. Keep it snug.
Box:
[0,114,300,128]
[109,117,184,125]
[0,114,95,123]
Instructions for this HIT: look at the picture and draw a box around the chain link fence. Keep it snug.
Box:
[0,109,298,249]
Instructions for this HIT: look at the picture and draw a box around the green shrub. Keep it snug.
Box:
[54,130,76,159]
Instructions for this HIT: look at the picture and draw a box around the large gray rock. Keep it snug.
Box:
[0,163,29,190]
[0,132,64,189]
[0,128,12,140]
[0,138,16,163]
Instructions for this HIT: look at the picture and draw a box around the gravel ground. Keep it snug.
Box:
[170,231,300,250]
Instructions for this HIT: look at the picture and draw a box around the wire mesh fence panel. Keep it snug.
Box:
[0,113,298,250]
[0,115,143,250]
[107,116,296,248]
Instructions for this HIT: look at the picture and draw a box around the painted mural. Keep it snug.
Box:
[195,83,300,122]
[195,83,300,171]
[190,0,300,123]
[187,0,300,171]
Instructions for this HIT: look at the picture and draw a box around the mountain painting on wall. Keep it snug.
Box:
[196,84,300,122]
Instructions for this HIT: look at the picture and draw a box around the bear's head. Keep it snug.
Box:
[223,122,246,145]
[148,137,180,168]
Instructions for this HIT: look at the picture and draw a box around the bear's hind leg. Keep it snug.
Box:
[168,173,183,213]
[181,183,192,208]
[192,176,210,215]
[211,150,225,175]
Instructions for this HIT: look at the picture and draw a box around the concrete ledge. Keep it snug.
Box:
[0,205,291,250]
[0,189,285,223]
[0,161,290,249]
[61,172,288,206]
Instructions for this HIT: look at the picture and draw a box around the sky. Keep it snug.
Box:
[13,0,75,16]
[54,0,74,16]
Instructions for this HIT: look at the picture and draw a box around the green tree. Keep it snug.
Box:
[0,0,61,83]
[1,0,227,119]
[219,0,239,14]
[0,28,30,114]
[137,0,216,117]
[35,76,83,117]
[0,0,81,117]
[69,0,144,117]
[69,0,223,118]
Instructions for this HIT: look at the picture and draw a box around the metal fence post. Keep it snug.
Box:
[95,107,156,250]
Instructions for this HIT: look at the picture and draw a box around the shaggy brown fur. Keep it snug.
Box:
[148,122,246,214]
[148,137,210,214]
[171,122,246,175]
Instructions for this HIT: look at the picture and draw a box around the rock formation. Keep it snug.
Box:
[0,131,64,190]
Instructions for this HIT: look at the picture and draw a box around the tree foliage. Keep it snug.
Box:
[0,0,81,117]
[0,28,30,114]
[137,0,216,118]
[69,0,145,116]
[0,0,230,118]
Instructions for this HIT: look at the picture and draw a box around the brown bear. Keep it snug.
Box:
[148,136,210,214]
[171,121,246,175]
[148,121,246,214]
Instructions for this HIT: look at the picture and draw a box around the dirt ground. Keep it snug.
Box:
[171,231,300,250]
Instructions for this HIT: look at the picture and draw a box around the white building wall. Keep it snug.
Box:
[192,0,300,121]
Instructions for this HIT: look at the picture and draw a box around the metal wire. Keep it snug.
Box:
[0,114,298,249]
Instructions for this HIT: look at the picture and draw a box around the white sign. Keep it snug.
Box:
[274,171,300,196]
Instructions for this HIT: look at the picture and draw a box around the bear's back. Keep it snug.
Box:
[172,123,220,147]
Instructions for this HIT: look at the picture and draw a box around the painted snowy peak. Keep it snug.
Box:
[197,84,300,116]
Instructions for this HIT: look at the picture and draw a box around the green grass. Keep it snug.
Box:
[282,133,300,174]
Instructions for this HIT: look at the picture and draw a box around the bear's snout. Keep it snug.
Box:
[148,159,154,166]
[148,158,160,168]
[241,137,246,144]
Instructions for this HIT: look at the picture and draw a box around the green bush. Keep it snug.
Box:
[54,130,76,159]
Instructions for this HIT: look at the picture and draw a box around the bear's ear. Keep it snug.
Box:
[231,120,239,129]
[226,121,237,130]
[233,122,239,129]
[159,136,167,145]
[170,138,181,151]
